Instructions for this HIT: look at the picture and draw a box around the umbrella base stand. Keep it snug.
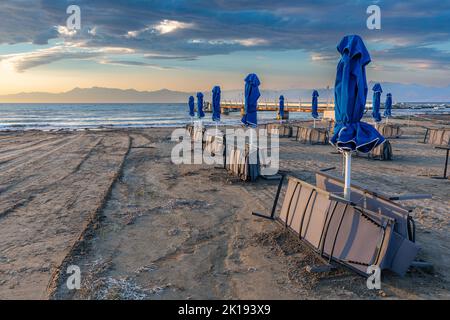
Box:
[252,174,286,220]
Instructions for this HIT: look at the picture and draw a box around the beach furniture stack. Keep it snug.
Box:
[423,128,450,146]
[294,126,329,145]
[291,90,330,145]
[225,143,260,182]
[186,124,195,137]
[204,130,225,158]
[366,140,393,160]
[265,123,293,138]
[271,172,422,276]
[376,123,403,139]
[186,124,206,149]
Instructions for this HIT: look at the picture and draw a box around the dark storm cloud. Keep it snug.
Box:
[0,0,449,70]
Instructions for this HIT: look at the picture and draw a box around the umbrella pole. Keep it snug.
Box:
[344,151,352,201]
[313,118,316,129]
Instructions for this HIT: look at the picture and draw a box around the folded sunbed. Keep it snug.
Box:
[263,173,421,276]
[423,128,450,146]
[265,123,293,138]
[376,123,403,139]
[295,126,329,145]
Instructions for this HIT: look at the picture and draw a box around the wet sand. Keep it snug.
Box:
[0,120,449,300]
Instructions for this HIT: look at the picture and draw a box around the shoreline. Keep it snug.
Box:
[0,107,449,133]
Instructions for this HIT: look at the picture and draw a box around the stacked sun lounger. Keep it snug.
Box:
[265,123,293,138]
[186,124,194,137]
[356,140,393,161]
[225,143,260,182]
[423,128,450,146]
[294,126,329,145]
[368,140,393,160]
[204,131,225,158]
[276,172,419,276]
[186,124,206,150]
[193,126,205,146]
[376,123,403,139]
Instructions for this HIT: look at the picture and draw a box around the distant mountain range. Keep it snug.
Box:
[0,83,449,103]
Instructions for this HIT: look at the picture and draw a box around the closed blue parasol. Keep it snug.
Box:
[197,92,205,119]
[331,35,385,153]
[372,83,383,122]
[312,90,319,119]
[278,95,285,119]
[188,96,195,117]
[331,35,385,200]
[212,86,221,122]
[384,93,392,117]
[241,74,261,127]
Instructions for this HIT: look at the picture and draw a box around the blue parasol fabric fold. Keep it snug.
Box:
[279,95,285,119]
[384,93,392,117]
[312,90,319,119]
[331,35,385,153]
[372,83,383,122]
[188,96,195,117]
[197,92,205,119]
[241,73,261,127]
[212,86,221,122]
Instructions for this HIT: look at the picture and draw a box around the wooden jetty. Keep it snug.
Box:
[204,100,373,119]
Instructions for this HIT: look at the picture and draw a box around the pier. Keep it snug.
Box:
[204,101,373,118]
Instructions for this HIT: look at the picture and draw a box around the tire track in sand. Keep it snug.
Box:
[0,133,130,299]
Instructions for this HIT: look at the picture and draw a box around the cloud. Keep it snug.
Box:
[0,45,134,72]
[154,20,194,35]
[99,59,175,70]
[0,0,449,72]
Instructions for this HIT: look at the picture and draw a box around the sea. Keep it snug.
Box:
[0,103,449,131]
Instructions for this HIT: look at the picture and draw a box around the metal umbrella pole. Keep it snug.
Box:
[344,151,352,201]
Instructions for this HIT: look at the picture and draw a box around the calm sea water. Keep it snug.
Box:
[0,103,448,131]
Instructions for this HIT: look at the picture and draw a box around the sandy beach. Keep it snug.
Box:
[0,118,449,300]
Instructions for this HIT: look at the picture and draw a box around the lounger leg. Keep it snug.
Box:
[431,149,449,179]
[444,149,449,179]
[252,174,285,220]
[423,129,429,144]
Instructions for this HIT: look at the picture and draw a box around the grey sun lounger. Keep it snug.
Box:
[256,173,424,277]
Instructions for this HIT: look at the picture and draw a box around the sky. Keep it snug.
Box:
[0,0,449,95]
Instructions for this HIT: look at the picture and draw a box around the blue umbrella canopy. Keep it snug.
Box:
[279,95,285,119]
[212,86,221,122]
[312,90,320,119]
[372,83,383,122]
[188,96,195,117]
[384,93,392,117]
[241,73,261,127]
[196,92,205,119]
[331,35,385,153]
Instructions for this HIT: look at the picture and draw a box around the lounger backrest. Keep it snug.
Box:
[204,132,224,157]
[426,128,450,146]
[279,177,394,274]
[315,172,411,238]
